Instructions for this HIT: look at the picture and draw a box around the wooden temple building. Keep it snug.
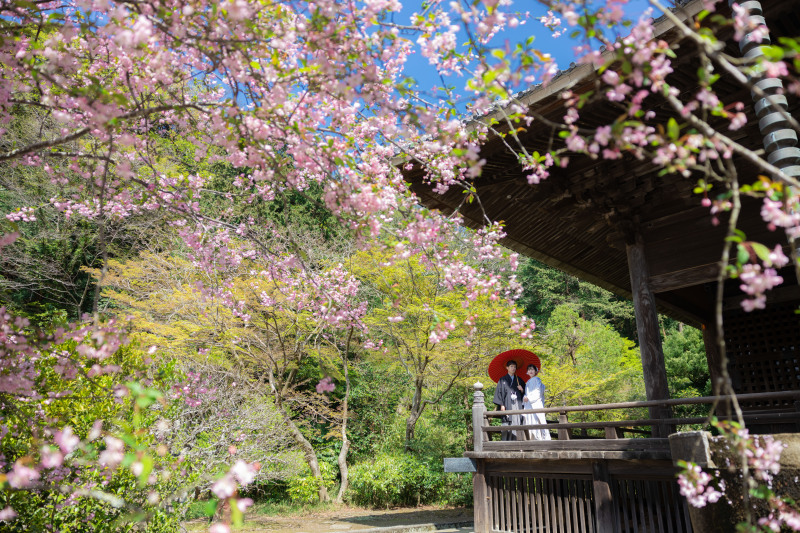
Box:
[404,1,800,531]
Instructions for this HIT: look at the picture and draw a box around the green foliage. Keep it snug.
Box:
[349,358,476,465]
[663,325,710,419]
[347,454,442,508]
[351,246,531,448]
[286,462,337,504]
[154,134,348,244]
[438,473,474,507]
[348,362,409,459]
[529,304,646,432]
[663,325,710,397]
[406,386,472,459]
[8,473,188,533]
[0,157,102,320]
[517,259,636,340]
[0,336,192,533]
[542,304,643,381]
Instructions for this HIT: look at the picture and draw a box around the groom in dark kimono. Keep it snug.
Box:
[493,360,525,441]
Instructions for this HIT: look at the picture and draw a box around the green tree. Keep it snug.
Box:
[347,362,409,459]
[535,304,646,427]
[351,246,533,451]
[517,259,636,340]
[663,325,710,399]
[95,251,356,502]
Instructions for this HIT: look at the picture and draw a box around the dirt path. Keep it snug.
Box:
[185,505,474,533]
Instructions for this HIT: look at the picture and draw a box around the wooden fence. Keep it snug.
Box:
[475,389,800,447]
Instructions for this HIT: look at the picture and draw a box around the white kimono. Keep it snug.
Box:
[523,376,551,440]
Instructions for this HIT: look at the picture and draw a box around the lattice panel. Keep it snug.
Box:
[610,477,693,533]
[485,473,692,533]
[488,474,595,533]
[724,302,800,410]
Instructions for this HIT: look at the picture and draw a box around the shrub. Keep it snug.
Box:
[286,461,337,504]
[0,332,192,533]
[437,473,473,507]
[347,453,442,508]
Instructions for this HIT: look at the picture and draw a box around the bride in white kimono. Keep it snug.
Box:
[523,364,551,440]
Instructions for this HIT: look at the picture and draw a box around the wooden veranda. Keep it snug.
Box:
[467,386,800,533]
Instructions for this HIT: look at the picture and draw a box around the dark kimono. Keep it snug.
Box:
[493,374,525,441]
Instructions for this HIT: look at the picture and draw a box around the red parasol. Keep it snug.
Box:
[488,349,541,383]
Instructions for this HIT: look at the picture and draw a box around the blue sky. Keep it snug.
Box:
[392,0,655,107]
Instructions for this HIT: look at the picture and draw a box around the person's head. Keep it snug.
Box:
[527,364,539,377]
[506,360,517,375]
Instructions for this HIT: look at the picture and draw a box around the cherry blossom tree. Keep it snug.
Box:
[2,0,800,529]
[350,244,533,449]
[93,250,362,503]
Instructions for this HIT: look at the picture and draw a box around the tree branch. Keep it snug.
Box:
[0,103,212,163]
[664,91,800,189]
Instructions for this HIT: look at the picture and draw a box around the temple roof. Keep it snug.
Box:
[403,0,800,326]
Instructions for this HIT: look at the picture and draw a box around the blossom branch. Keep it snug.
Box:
[663,91,800,189]
[651,0,800,134]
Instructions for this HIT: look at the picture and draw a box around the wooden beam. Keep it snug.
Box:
[651,295,707,327]
[701,322,724,398]
[723,284,800,311]
[642,205,711,232]
[648,262,720,293]
[482,439,671,451]
[626,230,674,438]
[474,174,525,191]
[592,461,616,533]
[473,460,490,533]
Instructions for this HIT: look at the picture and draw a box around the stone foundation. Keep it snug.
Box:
[670,432,800,532]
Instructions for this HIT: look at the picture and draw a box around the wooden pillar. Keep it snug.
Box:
[701,322,724,397]
[557,412,570,441]
[472,382,485,452]
[625,230,674,437]
[592,461,615,533]
[473,460,490,533]
[472,383,490,533]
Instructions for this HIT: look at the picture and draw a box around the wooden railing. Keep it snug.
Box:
[470,383,800,452]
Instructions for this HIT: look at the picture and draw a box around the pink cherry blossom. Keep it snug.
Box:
[54,427,80,454]
[99,437,125,468]
[678,463,723,508]
[40,446,64,469]
[211,475,237,499]
[7,462,40,488]
[316,377,336,393]
[236,498,254,511]
[230,460,258,485]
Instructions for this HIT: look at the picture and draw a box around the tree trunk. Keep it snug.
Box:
[275,399,329,502]
[336,333,352,503]
[405,376,425,450]
[568,336,578,366]
[336,431,350,504]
